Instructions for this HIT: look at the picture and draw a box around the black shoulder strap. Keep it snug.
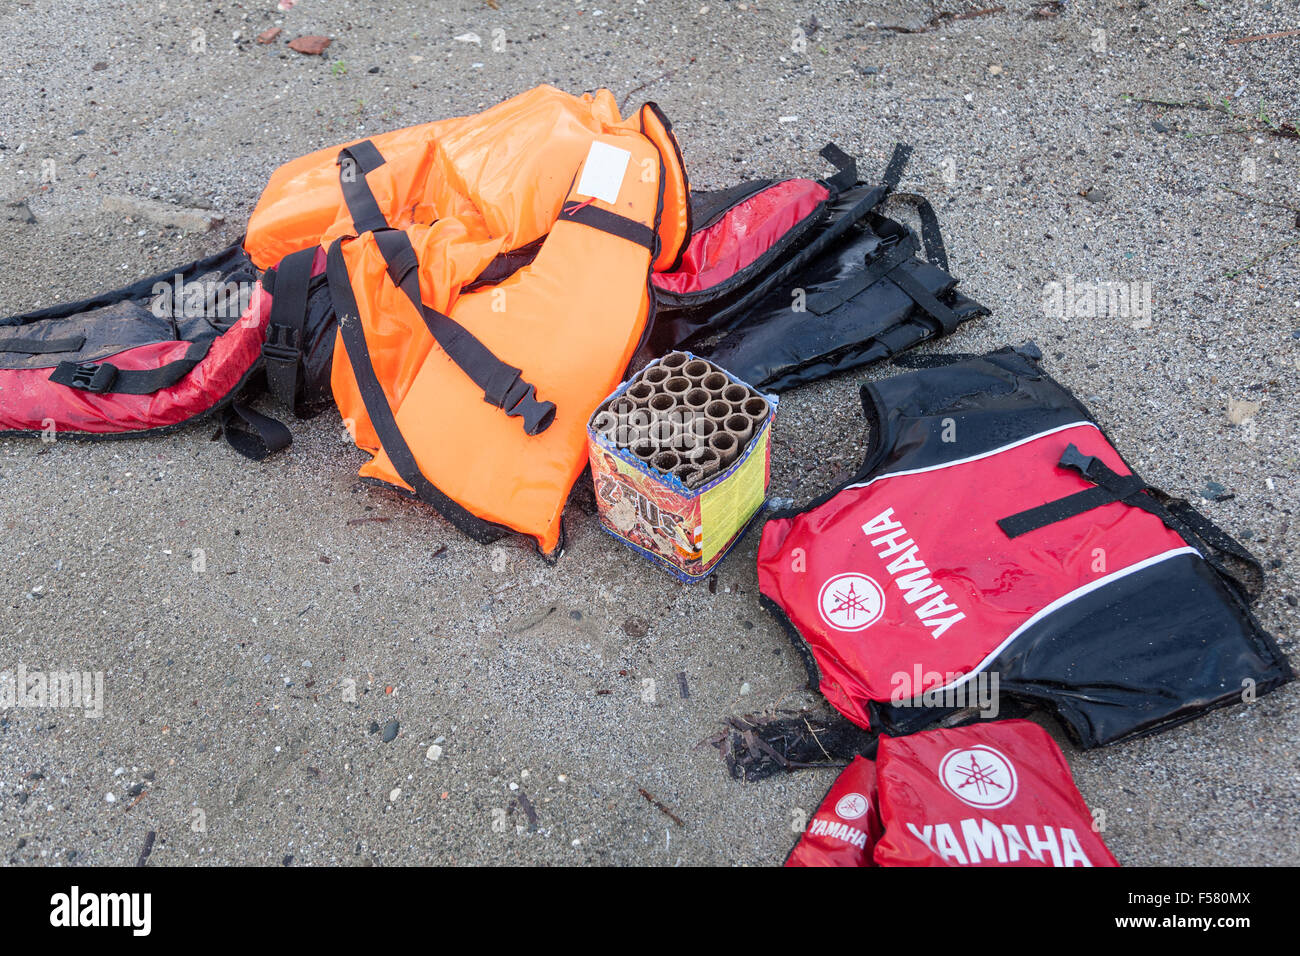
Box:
[370,230,556,435]
[337,141,390,236]
[49,338,214,395]
[262,246,318,412]
[333,141,555,435]
[325,240,508,544]
[819,142,860,194]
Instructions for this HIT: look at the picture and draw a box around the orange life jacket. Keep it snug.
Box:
[244,86,690,555]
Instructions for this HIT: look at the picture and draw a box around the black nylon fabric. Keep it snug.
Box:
[703,213,987,391]
[638,145,985,387]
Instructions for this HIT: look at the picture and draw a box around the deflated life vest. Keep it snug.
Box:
[0,243,290,457]
[245,86,691,556]
[758,345,1292,747]
[786,720,1119,867]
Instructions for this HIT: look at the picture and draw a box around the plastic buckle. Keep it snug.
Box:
[262,324,300,364]
[1057,443,1100,478]
[504,382,557,436]
[69,362,117,392]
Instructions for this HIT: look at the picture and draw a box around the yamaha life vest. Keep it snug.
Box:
[786,720,1119,867]
[244,86,691,556]
[758,345,1292,747]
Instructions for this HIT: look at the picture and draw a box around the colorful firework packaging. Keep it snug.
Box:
[587,351,774,582]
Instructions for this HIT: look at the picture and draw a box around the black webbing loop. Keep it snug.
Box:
[325,240,507,544]
[49,338,214,395]
[370,229,556,435]
[219,401,292,460]
[0,334,86,355]
[560,201,655,250]
[883,192,950,272]
[997,443,1264,601]
[262,246,318,411]
[336,140,390,236]
[819,142,860,193]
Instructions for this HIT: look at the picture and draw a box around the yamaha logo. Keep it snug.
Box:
[817,573,885,632]
[938,745,1018,809]
[835,792,870,820]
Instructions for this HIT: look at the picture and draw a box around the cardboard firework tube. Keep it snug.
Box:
[742,395,770,421]
[700,371,729,393]
[660,351,689,372]
[648,417,679,448]
[591,409,619,442]
[643,364,671,389]
[626,380,655,407]
[663,375,691,400]
[683,387,710,412]
[722,383,749,409]
[704,399,731,426]
[673,463,701,487]
[652,450,680,474]
[724,412,755,447]
[689,445,720,477]
[631,437,657,462]
[709,431,738,466]
[648,392,676,426]
[683,358,711,383]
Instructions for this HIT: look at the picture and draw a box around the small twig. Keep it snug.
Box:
[1226,28,1300,45]
[621,69,679,110]
[346,516,391,526]
[803,716,833,762]
[136,830,156,867]
[1223,237,1300,279]
[1216,185,1300,215]
[637,787,685,827]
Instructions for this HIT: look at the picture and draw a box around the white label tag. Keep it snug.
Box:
[576,141,631,205]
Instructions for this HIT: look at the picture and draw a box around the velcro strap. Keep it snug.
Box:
[819,142,860,193]
[0,334,87,355]
[219,401,292,460]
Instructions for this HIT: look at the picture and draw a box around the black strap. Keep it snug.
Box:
[998,443,1263,600]
[336,140,390,236]
[879,143,913,194]
[49,338,214,394]
[560,201,655,250]
[805,233,918,315]
[819,142,860,193]
[0,334,86,354]
[262,246,318,411]
[219,401,293,460]
[884,192,949,272]
[885,263,964,335]
[370,229,556,435]
[325,240,507,544]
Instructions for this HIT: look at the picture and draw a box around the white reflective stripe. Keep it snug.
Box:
[845,421,1100,491]
[920,546,1201,697]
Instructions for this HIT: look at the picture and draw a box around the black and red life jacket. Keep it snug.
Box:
[786,720,1119,867]
[758,345,1292,748]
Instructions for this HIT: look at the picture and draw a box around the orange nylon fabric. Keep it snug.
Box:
[242,86,690,554]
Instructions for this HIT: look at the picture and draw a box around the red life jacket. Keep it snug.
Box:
[758,345,1292,747]
[786,720,1119,867]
